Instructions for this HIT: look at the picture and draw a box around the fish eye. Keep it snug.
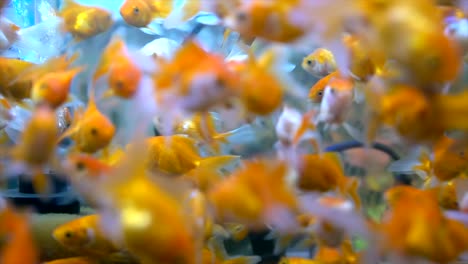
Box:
[460,151,465,157]
[65,231,73,238]
[75,161,85,171]
[133,6,139,14]
[115,80,124,90]
[236,11,247,22]
[307,59,314,66]
[90,128,98,136]
[318,91,323,96]
[224,101,234,109]
[216,78,225,87]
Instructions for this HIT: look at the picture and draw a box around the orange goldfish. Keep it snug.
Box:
[208,159,298,231]
[229,46,286,117]
[224,0,305,43]
[0,200,38,264]
[11,105,59,194]
[43,257,98,264]
[390,136,468,182]
[53,214,121,258]
[308,71,341,104]
[142,134,238,176]
[119,0,203,28]
[302,48,337,78]
[153,40,239,113]
[59,0,113,41]
[59,88,116,154]
[96,145,197,264]
[0,57,35,101]
[381,186,468,263]
[296,153,361,210]
[341,34,378,81]
[94,37,142,99]
[169,112,237,154]
[279,240,358,264]
[31,67,83,108]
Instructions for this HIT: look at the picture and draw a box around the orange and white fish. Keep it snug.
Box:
[43,257,99,264]
[308,71,341,104]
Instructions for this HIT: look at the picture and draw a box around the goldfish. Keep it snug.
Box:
[58,88,116,154]
[223,0,305,43]
[229,46,286,117]
[10,105,59,194]
[31,67,83,109]
[94,36,142,99]
[208,158,298,231]
[389,136,468,182]
[302,48,337,78]
[0,57,35,101]
[308,71,341,104]
[169,112,239,154]
[223,222,249,241]
[0,199,38,264]
[53,214,121,258]
[342,34,378,81]
[0,17,20,50]
[95,144,197,264]
[317,76,355,125]
[381,186,468,262]
[142,134,239,176]
[119,0,203,29]
[296,153,361,210]
[43,257,98,264]
[153,40,239,115]
[59,0,113,41]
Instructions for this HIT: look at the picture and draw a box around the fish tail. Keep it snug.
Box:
[198,155,240,169]
[345,177,361,210]
[31,169,51,196]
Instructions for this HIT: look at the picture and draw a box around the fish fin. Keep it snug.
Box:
[265,230,296,255]
[211,224,231,240]
[207,236,229,260]
[345,177,361,210]
[163,5,187,29]
[198,155,240,169]
[223,256,262,264]
[15,17,64,60]
[323,152,344,170]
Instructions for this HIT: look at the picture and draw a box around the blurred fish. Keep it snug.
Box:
[139,37,180,59]
[0,199,38,264]
[10,104,59,194]
[94,36,142,99]
[381,185,468,263]
[59,0,114,41]
[223,0,305,43]
[201,246,260,264]
[53,214,121,258]
[296,153,361,210]
[208,158,299,232]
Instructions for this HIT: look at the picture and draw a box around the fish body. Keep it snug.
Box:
[302,48,337,78]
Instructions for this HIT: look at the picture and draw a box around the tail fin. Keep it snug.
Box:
[345,177,361,210]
